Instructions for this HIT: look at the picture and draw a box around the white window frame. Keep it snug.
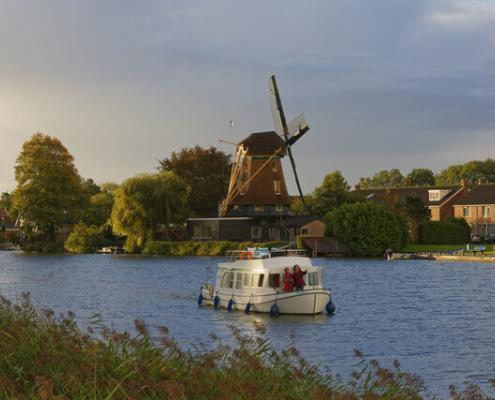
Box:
[463,206,470,217]
[483,206,490,218]
[273,180,281,194]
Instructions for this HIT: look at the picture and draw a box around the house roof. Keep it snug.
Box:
[238,131,287,156]
[453,184,495,205]
[354,185,462,206]
[0,208,15,229]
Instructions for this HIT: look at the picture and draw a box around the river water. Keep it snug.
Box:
[0,251,493,397]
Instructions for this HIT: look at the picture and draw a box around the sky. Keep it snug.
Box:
[1,0,495,194]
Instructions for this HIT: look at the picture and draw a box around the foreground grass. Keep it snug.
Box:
[0,293,493,399]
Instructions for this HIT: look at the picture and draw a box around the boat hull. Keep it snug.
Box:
[201,288,331,315]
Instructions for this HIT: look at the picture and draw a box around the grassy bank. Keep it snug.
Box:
[1,293,490,399]
[403,244,494,253]
[142,240,288,256]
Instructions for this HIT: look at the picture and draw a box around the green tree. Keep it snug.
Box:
[358,169,404,189]
[402,196,431,224]
[436,159,495,186]
[64,223,103,253]
[325,202,409,256]
[12,133,83,241]
[311,171,360,216]
[83,191,114,227]
[404,168,435,186]
[111,172,190,253]
[290,195,313,215]
[158,146,231,217]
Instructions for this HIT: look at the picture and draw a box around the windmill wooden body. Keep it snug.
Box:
[219,76,309,218]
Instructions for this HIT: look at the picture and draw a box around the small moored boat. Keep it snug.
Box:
[198,248,334,315]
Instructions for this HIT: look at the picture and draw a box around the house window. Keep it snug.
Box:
[483,206,490,218]
[194,225,212,239]
[272,163,277,173]
[301,228,309,235]
[275,204,283,212]
[273,180,281,194]
[254,205,264,212]
[463,206,470,217]
[429,191,440,201]
[251,227,262,239]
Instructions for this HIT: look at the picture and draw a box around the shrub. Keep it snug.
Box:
[325,202,410,256]
[64,223,103,253]
[419,218,471,245]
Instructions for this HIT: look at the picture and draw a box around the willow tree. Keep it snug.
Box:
[13,133,83,241]
[111,172,190,252]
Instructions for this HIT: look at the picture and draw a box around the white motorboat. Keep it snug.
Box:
[198,248,335,315]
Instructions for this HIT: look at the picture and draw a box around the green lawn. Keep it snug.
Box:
[402,244,494,253]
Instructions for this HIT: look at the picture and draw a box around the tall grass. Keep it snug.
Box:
[0,293,492,399]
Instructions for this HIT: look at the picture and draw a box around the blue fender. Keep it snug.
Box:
[269,303,279,316]
[213,295,220,309]
[244,302,251,314]
[197,292,203,306]
[227,299,235,312]
[325,300,336,315]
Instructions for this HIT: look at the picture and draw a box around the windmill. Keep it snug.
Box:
[219,75,310,217]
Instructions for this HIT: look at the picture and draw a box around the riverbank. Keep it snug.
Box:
[0,293,490,399]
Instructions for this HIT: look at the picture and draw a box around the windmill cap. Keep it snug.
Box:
[238,131,287,156]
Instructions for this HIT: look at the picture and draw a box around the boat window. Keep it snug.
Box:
[243,273,251,287]
[308,271,319,286]
[221,272,234,288]
[235,272,242,289]
[252,273,264,287]
[269,274,280,288]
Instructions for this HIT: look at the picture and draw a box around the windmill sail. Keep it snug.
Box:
[268,75,309,209]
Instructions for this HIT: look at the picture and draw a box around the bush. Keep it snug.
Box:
[419,218,471,245]
[325,202,410,256]
[64,223,103,253]
[23,240,65,253]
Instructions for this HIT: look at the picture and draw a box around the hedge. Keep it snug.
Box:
[419,218,471,245]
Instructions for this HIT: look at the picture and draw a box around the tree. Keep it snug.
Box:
[358,169,404,189]
[436,159,495,186]
[83,192,114,227]
[111,172,190,253]
[402,196,431,225]
[311,171,360,216]
[12,133,83,241]
[290,195,313,216]
[158,146,231,217]
[325,202,409,256]
[404,168,435,186]
[64,223,103,253]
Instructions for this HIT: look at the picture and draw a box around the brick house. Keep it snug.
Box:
[354,185,467,221]
[452,183,495,236]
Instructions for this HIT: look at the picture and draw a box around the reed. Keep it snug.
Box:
[0,293,492,399]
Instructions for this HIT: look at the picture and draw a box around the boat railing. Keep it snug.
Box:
[225,248,306,261]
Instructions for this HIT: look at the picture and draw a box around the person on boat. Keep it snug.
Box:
[282,267,294,292]
[292,265,307,291]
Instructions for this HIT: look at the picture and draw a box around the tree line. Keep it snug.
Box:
[0,132,480,254]
[357,160,495,189]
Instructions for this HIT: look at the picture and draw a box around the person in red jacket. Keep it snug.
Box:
[292,265,307,291]
[282,267,294,292]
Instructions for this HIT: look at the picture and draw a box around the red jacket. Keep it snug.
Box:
[283,271,294,291]
[292,270,307,288]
